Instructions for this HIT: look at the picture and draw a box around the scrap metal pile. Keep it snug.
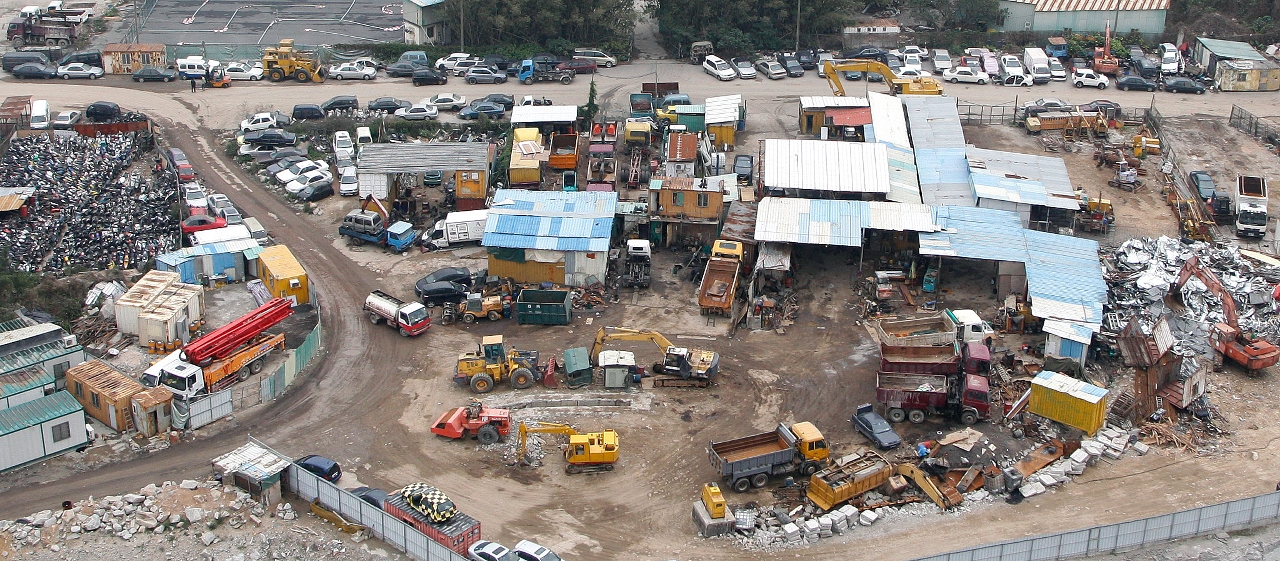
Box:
[0,133,178,272]
[1106,236,1280,355]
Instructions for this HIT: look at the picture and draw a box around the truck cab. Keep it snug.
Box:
[956,374,991,418]
[150,357,206,401]
[710,239,743,260]
[789,421,830,463]
[949,309,995,345]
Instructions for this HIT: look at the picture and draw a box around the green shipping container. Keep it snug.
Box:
[1027,371,1108,435]
[674,105,706,132]
[515,289,573,325]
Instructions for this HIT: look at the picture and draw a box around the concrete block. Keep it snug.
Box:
[1019,481,1046,497]
[782,522,800,539]
[829,510,847,530]
[1103,447,1123,459]
[802,519,820,534]
[692,501,735,538]
[1070,449,1090,463]
[1038,473,1059,487]
[838,504,859,528]
[1132,441,1150,455]
[1066,461,1085,475]
[858,510,879,526]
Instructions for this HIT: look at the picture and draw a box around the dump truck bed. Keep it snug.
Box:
[708,426,797,479]
[807,449,893,511]
[698,257,739,312]
[876,314,956,347]
[876,372,950,409]
[880,343,960,374]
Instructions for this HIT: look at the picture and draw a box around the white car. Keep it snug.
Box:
[573,48,616,68]
[702,55,736,81]
[896,68,932,79]
[57,63,103,79]
[434,52,473,70]
[1049,58,1067,80]
[285,169,333,194]
[52,110,81,129]
[468,540,516,561]
[237,144,276,157]
[240,112,278,132]
[333,131,355,160]
[890,45,929,60]
[338,167,358,196]
[223,62,263,81]
[329,63,376,80]
[395,103,438,120]
[1073,68,1109,89]
[941,66,989,84]
[427,93,467,111]
[276,159,324,184]
[335,155,355,177]
[513,540,562,561]
[932,49,952,71]
[182,183,207,211]
[206,193,231,213]
[902,53,923,72]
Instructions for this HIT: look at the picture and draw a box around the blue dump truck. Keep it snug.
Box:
[338,209,419,253]
[517,59,575,85]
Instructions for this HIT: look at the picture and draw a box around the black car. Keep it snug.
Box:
[385,60,427,77]
[733,154,753,183]
[368,96,411,112]
[1078,99,1121,115]
[85,101,120,122]
[1189,171,1216,200]
[268,146,305,161]
[1163,77,1205,94]
[423,170,444,185]
[11,63,57,79]
[796,49,818,70]
[483,54,515,75]
[266,155,307,176]
[530,53,559,65]
[297,180,333,202]
[291,104,324,120]
[418,266,473,287]
[473,93,514,110]
[852,404,902,450]
[1115,75,1156,91]
[351,487,388,508]
[320,95,360,114]
[414,280,468,307]
[132,66,177,82]
[295,455,342,483]
[776,54,804,77]
[845,45,888,63]
[412,68,448,86]
[242,129,298,147]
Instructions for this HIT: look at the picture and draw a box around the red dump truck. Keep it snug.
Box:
[876,371,991,425]
[879,342,990,375]
[698,240,742,316]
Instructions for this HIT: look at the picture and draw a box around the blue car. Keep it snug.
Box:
[852,404,902,450]
[295,455,342,482]
[460,102,505,120]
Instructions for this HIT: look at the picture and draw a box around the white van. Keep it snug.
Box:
[355,126,372,146]
[176,56,218,80]
[701,55,736,81]
[29,99,49,130]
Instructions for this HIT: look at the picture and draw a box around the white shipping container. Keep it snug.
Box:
[113,270,181,335]
[357,172,389,199]
[190,225,252,245]
[0,393,88,472]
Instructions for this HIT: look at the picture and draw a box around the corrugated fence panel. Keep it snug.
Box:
[188,390,232,429]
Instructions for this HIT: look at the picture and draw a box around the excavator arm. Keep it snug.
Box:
[589,327,676,364]
[1174,256,1238,326]
[516,421,578,462]
[821,59,944,97]
[895,463,963,509]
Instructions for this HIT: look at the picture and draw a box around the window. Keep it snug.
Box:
[53,361,70,377]
[52,421,70,442]
[697,192,709,207]
[672,192,684,206]
[90,392,99,408]
[1238,73,1248,81]
[140,53,152,65]
[74,381,83,397]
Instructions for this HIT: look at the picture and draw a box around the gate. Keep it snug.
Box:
[956,100,1018,125]
[187,390,232,429]
[1229,105,1280,142]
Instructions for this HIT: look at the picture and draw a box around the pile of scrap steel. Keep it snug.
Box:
[572,283,609,309]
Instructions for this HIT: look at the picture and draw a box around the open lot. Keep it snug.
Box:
[137,0,402,47]
[1,55,1280,561]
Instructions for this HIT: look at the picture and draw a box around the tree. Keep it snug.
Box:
[579,80,600,124]
[904,0,998,30]
[440,0,635,51]
[653,0,862,55]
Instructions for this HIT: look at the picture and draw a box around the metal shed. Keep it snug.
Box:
[156,239,261,284]
[212,440,292,506]
[66,359,143,432]
[136,284,204,345]
[0,391,88,472]
[762,139,890,199]
[0,366,55,410]
[114,270,183,335]
[484,190,617,286]
[257,245,309,305]
[130,386,173,437]
[705,94,744,146]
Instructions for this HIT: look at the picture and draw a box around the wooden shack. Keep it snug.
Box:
[130,385,173,437]
[102,43,168,74]
[66,359,143,432]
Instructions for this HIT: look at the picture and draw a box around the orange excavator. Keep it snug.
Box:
[1092,22,1120,76]
[1174,255,1280,372]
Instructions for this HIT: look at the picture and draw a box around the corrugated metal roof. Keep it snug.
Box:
[1034,0,1169,11]
[483,190,617,252]
[356,143,490,174]
[0,318,36,334]
[884,143,922,205]
[67,360,143,401]
[667,132,698,161]
[1031,371,1108,403]
[0,391,82,436]
[799,97,869,110]
[1043,319,1095,343]
[1197,38,1266,61]
[762,139,890,194]
[510,105,579,124]
[259,245,305,278]
[826,107,873,126]
[704,94,742,124]
[967,148,1078,210]
[0,340,81,376]
[156,239,261,268]
[720,201,758,245]
[868,92,910,150]
[755,198,939,247]
[865,201,938,232]
[672,105,705,115]
[212,441,292,481]
[972,172,1050,206]
[915,148,975,207]
[0,366,53,399]
[0,323,62,354]
[901,96,966,150]
[131,385,172,409]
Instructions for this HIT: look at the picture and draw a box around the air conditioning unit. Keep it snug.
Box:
[61,334,77,348]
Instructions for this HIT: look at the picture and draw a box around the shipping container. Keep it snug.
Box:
[0,391,88,472]
[515,289,573,325]
[455,170,487,200]
[137,285,198,345]
[1028,371,1107,435]
[114,270,182,335]
[508,156,541,185]
[257,245,309,305]
[487,255,566,285]
[0,366,55,410]
[190,225,252,246]
[65,359,143,431]
[382,492,481,556]
[456,197,487,211]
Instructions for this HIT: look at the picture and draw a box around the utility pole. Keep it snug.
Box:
[459,0,465,51]
[794,0,800,52]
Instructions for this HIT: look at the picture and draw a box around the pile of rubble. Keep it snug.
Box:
[1016,426,1147,498]
[0,133,178,273]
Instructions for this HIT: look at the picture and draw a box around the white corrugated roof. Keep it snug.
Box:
[800,97,869,110]
[762,139,890,194]
[1031,371,1108,403]
[868,92,910,149]
[1035,0,1169,10]
[754,198,939,247]
[510,105,579,124]
[704,94,742,124]
[866,201,937,232]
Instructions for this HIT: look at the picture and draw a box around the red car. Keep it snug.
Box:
[556,58,597,74]
[181,214,227,234]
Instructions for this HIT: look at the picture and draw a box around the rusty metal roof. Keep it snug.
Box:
[66,359,142,402]
[720,201,758,245]
[103,43,166,53]
[1035,0,1169,11]
[131,386,173,409]
[666,132,698,161]
[825,107,873,127]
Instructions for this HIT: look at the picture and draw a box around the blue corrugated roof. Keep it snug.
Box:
[0,367,54,399]
[971,172,1050,206]
[915,148,974,207]
[755,198,938,247]
[156,239,261,268]
[483,190,617,252]
[901,96,966,150]
[0,391,81,436]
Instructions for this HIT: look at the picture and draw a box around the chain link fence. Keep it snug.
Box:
[1229,105,1280,144]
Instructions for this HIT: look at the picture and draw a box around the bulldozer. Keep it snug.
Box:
[516,421,620,474]
[262,39,325,83]
[822,59,944,97]
[588,326,720,382]
[454,335,540,393]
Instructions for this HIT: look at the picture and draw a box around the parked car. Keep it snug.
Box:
[1078,99,1121,114]
[730,57,756,79]
[329,62,376,80]
[57,63,103,79]
[181,214,226,234]
[423,170,444,186]
[368,97,411,112]
[338,167,358,196]
[557,58,598,74]
[474,93,515,110]
[795,49,817,70]
[902,53,923,72]
[1189,171,1216,200]
[297,179,334,202]
[427,93,467,111]
[890,45,929,60]
[320,95,360,114]
[52,110,81,129]
[238,144,277,158]
[755,59,786,80]
[513,540,562,561]
[399,51,430,64]
[884,55,903,75]
[846,45,888,63]
[291,103,324,120]
[13,62,57,79]
[415,280,468,307]
[266,155,307,176]
[242,129,297,147]
[286,169,334,195]
[573,48,616,68]
[896,68,931,79]
[1023,97,1070,112]
[131,66,176,82]
[394,103,438,121]
[85,101,119,122]
[412,68,448,86]
[777,54,804,77]
[483,54,516,75]
[941,66,988,84]
[469,540,517,561]
[182,183,207,210]
[932,49,952,71]
[815,52,835,77]
[465,66,508,84]
[385,60,427,77]
[418,267,473,287]
[1073,68,1109,89]
[1162,76,1205,94]
[699,54,735,81]
[460,102,504,120]
[733,154,753,183]
[222,62,263,81]
[276,159,325,183]
[451,59,486,76]
[240,112,279,132]
[851,404,902,450]
[350,487,388,509]
[1115,75,1157,91]
[434,52,473,70]
[268,146,304,161]
[295,455,341,483]
[843,70,863,80]
[333,130,355,160]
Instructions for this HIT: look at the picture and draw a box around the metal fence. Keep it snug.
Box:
[259,318,323,402]
[1229,105,1280,144]
[956,100,1018,125]
[283,458,467,561]
[187,390,232,429]
[918,491,1280,561]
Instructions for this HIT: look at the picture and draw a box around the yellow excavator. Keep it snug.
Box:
[822,59,944,97]
[895,463,963,509]
[588,327,720,381]
[516,422,620,474]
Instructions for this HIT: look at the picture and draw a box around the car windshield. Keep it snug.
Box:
[184,189,203,201]
[335,138,352,148]
[1049,60,1063,70]
[935,53,950,62]
[1241,211,1268,226]
[866,416,891,433]
[404,307,428,325]
[736,60,750,68]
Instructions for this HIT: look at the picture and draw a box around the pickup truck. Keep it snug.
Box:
[365,290,430,336]
[708,422,829,492]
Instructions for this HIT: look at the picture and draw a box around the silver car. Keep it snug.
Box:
[755,59,787,80]
[395,103,439,121]
[57,63,103,79]
[465,66,507,84]
[731,57,756,79]
[328,63,376,80]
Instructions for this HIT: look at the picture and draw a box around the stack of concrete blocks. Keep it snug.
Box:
[801,519,820,543]
[817,515,833,538]
[858,509,879,526]
[1066,448,1090,475]
[782,522,801,543]
[1093,426,1135,459]
[1018,477,1047,497]
[828,508,848,535]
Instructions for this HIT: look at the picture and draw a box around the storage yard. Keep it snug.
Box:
[1,28,1280,561]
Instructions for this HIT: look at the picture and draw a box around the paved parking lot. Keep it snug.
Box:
[137,0,402,46]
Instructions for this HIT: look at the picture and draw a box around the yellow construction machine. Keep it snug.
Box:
[454,335,540,393]
[895,463,963,509]
[588,326,720,382]
[822,59,944,97]
[516,421,620,474]
[262,39,325,83]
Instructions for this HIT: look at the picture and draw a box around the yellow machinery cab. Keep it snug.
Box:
[788,421,830,462]
[565,429,620,467]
